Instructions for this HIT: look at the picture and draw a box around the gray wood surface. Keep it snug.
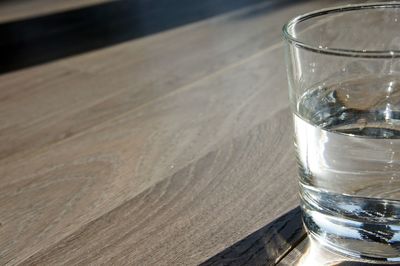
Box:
[0,0,361,265]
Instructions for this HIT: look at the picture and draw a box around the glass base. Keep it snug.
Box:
[303,207,400,263]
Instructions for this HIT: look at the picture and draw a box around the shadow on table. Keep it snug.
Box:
[201,206,400,265]
[200,206,306,265]
[0,0,288,74]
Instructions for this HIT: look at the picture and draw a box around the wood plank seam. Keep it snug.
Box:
[0,40,284,166]
[275,232,307,264]
[1,2,352,263]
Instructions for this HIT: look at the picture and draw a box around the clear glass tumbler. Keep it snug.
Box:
[283,3,400,262]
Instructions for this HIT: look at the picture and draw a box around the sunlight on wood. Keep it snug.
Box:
[281,237,389,266]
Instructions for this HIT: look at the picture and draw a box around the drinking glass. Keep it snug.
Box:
[283,3,400,262]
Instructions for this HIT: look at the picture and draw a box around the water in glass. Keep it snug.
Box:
[296,76,400,261]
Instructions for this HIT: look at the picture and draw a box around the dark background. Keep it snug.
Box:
[0,0,300,74]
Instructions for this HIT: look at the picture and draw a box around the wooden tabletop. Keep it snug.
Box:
[0,0,364,265]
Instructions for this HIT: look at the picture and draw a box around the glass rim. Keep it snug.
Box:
[282,2,400,58]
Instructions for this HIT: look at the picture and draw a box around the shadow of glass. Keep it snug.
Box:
[201,205,400,265]
[200,206,306,265]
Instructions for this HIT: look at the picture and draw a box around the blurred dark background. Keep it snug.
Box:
[0,0,301,74]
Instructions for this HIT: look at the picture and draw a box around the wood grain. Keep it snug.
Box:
[0,0,338,163]
[0,41,289,265]
[0,0,363,265]
[19,108,298,265]
[0,4,328,263]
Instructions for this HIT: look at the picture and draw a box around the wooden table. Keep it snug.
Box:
[0,0,369,265]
